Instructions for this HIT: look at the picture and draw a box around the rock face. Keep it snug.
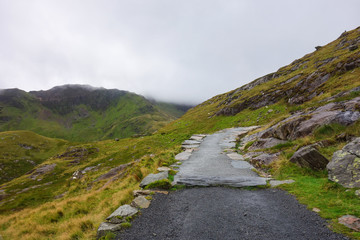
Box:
[260,98,360,140]
[290,146,329,170]
[29,164,57,180]
[327,138,360,188]
[140,172,168,188]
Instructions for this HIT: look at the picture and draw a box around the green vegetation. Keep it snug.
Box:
[144,179,172,190]
[271,159,360,239]
[0,27,360,239]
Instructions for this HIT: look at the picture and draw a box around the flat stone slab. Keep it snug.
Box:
[97,222,123,238]
[181,144,200,149]
[106,204,138,223]
[140,172,168,188]
[190,135,206,141]
[231,161,254,169]
[227,153,244,160]
[175,152,192,161]
[269,179,295,187]
[157,167,171,172]
[131,196,150,209]
[175,175,268,187]
[182,140,202,145]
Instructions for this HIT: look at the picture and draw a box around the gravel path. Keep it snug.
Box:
[116,128,348,239]
[116,187,348,240]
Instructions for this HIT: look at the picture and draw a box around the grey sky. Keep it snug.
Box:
[0,0,359,104]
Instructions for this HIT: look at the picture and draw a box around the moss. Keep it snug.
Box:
[144,179,172,190]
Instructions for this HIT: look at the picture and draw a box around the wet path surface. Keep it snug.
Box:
[116,188,348,240]
[174,127,268,187]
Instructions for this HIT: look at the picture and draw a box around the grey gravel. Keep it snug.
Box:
[116,188,348,240]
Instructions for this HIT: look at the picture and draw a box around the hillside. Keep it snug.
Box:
[0,27,359,240]
[0,85,192,141]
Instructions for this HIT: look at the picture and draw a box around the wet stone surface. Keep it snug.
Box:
[174,127,268,187]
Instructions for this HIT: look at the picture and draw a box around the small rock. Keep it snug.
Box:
[115,138,119,141]
[315,46,322,50]
[338,215,360,231]
[140,172,168,188]
[268,109,273,113]
[72,170,83,180]
[131,196,150,208]
[106,204,138,224]
[97,222,123,238]
[355,190,360,198]
[269,179,295,187]
[157,167,171,172]
[312,208,321,213]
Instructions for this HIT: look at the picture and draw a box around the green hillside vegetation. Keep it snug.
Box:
[0,85,191,142]
[0,27,360,239]
[0,131,69,185]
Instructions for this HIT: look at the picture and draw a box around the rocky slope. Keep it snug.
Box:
[0,84,192,141]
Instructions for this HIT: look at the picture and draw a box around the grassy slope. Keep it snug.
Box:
[0,28,360,239]
[0,91,184,142]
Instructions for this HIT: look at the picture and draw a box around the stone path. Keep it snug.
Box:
[174,127,268,187]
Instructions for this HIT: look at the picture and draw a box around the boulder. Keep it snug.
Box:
[140,172,168,188]
[131,196,150,208]
[349,45,358,51]
[106,204,138,224]
[327,138,360,188]
[338,215,360,231]
[97,222,123,239]
[290,146,329,170]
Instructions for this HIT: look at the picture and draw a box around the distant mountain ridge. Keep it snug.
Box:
[0,84,192,141]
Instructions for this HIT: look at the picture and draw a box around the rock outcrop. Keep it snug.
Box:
[260,97,360,140]
[327,138,360,188]
[290,146,329,170]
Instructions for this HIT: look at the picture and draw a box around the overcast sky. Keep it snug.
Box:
[0,0,359,104]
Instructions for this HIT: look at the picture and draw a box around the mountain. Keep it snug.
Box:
[0,84,192,141]
[0,27,359,240]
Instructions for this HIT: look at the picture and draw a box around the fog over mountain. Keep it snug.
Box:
[0,0,359,104]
